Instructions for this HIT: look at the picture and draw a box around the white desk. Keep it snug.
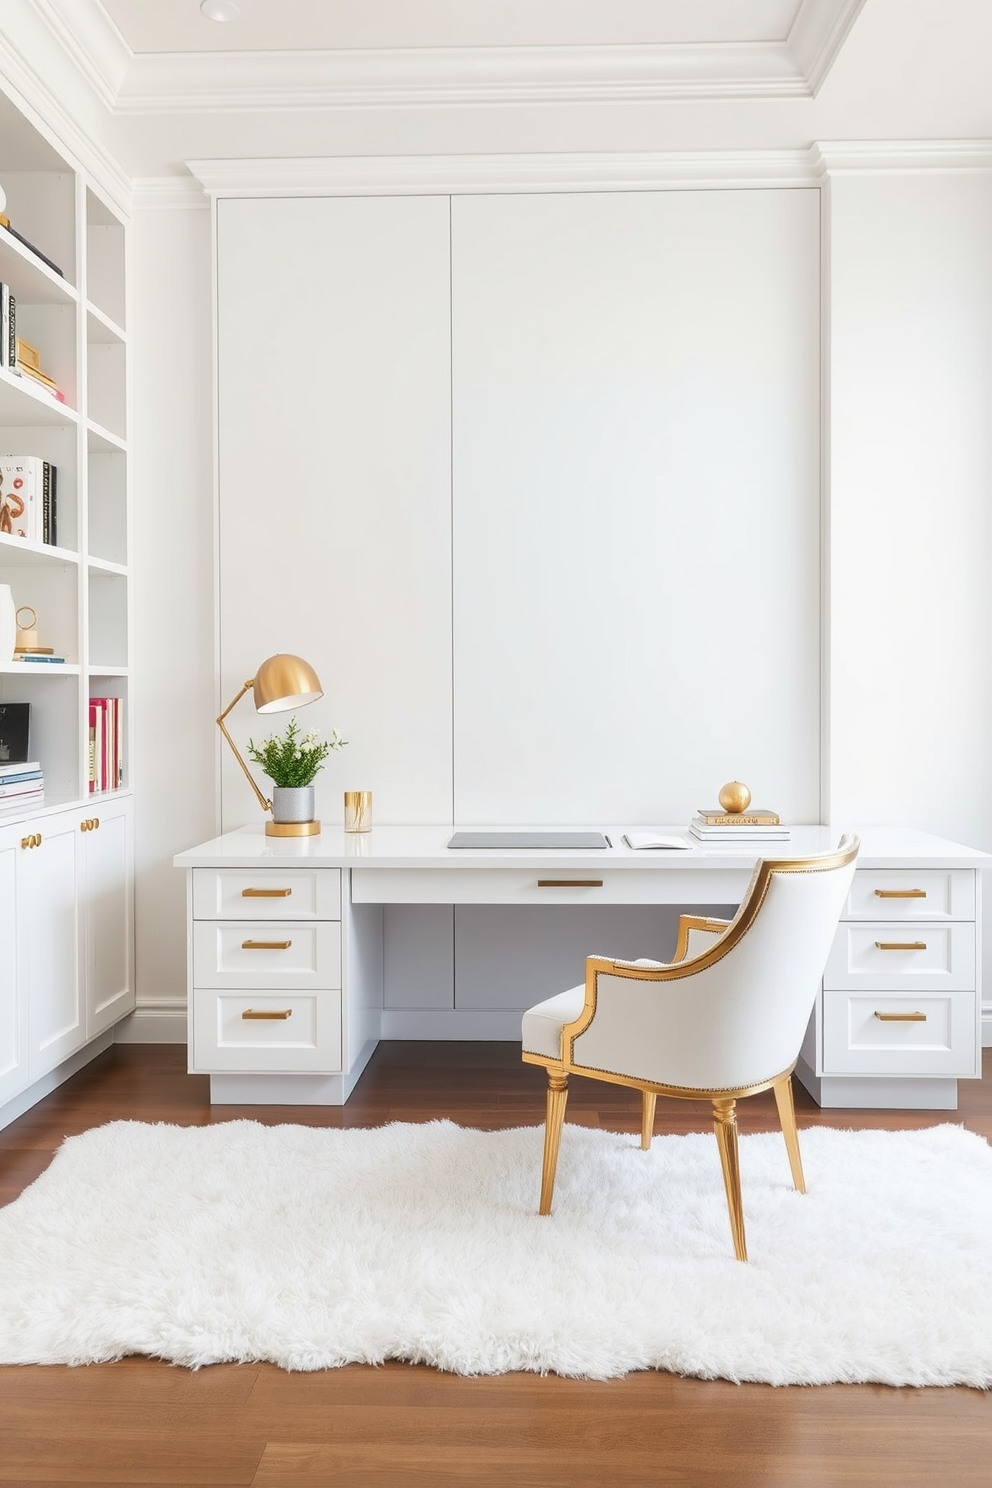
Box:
[174,824,986,1111]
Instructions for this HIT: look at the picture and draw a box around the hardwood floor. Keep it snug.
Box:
[1,1041,990,1487]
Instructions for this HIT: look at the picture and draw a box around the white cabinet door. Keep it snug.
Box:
[0,827,27,1104]
[83,799,134,1037]
[22,814,84,1077]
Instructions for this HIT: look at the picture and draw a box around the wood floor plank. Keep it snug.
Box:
[1,1042,990,1488]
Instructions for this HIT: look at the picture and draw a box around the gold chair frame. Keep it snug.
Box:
[522,836,859,1262]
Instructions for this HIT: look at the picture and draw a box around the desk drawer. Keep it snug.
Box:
[192,868,340,921]
[843,869,974,921]
[192,988,342,1072]
[350,867,752,906]
[823,922,975,992]
[192,921,341,990]
[821,988,979,1076]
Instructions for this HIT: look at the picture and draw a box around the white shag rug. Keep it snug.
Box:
[1,1118,991,1385]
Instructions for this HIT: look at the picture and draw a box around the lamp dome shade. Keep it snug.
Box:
[253,654,323,713]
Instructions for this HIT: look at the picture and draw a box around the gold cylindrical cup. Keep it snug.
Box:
[344,790,372,833]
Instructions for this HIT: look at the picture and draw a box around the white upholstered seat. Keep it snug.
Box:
[520,836,859,1261]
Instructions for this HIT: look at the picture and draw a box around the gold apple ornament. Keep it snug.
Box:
[718,781,751,814]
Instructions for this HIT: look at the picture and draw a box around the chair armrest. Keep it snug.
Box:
[672,914,732,963]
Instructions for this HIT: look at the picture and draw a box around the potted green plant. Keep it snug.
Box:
[246,715,347,825]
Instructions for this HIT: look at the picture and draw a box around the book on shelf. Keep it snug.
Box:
[0,759,39,777]
[0,213,65,278]
[0,282,15,370]
[0,766,42,785]
[89,695,123,792]
[695,807,781,826]
[17,361,66,403]
[0,776,44,799]
[0,456,57,545]
[12,653,65,663]
[0,701,30,764]
[622,832,690,851]
[0,789,43,811]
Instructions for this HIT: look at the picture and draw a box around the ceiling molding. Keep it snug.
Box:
[131,177,210,211]
[28,0,131,111]
[121,41,809,112]
[186,150,824,199]
[813,140,992,173]
[0,12,131,214]
[788,0,867,96]
[22,0,869,113]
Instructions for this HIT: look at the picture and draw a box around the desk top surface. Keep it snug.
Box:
[174,824,989,871]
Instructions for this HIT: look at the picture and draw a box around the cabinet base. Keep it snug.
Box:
[0,1030,115,1133]
[207,1036,379,1107]
[795,1058,959,1110]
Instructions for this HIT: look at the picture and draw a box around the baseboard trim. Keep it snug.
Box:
[795,1058,959,1111]
[114,1008,188,1045]
[0,1031,115,1133]
[381,1010,523,1040]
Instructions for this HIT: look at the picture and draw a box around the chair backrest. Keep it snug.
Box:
[570,836,859,1092]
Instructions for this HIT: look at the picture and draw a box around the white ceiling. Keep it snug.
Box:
[99,1,809,55]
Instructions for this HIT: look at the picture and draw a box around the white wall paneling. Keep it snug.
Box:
[451,188,821,824]
[215,195,454,831]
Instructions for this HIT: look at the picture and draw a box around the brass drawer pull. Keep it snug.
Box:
[242,887,292,897]
[874,1011,928,1022]
[241,939,292,950]
[874,941,927,951]
[537,880,604,888]
[874,888,926,898]
[21,834,42,849]
[241,1008,293,1020]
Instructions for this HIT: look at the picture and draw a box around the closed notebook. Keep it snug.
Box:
[622,833,690,851]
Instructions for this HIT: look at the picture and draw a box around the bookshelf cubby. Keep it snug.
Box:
[0,86,130,812]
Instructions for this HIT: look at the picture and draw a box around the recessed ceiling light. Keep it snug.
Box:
[201,0,241,20]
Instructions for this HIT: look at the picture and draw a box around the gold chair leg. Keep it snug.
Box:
[772,1075,806,1194]
[712,1098,747,1262]
[539,1073,569,1216]
[640,1090,657,1151]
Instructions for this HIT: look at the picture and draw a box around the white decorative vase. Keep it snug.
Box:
[0,585,16,663]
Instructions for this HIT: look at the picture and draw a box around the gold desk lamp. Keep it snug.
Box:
[217,653,323,838]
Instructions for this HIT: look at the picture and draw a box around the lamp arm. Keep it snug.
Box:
[216,679,272,815]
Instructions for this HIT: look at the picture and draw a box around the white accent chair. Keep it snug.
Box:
[521,836,859,1261]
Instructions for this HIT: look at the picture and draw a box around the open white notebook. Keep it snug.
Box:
[622,832,690,851]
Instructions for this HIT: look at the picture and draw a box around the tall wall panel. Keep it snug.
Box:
[216,196,454,827]
[451,189,821,826]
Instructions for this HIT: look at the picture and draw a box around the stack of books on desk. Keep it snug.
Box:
[0,760,44,810]
[689,806,790,843]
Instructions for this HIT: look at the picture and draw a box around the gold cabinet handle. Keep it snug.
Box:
[241,1008,293,1020]
[874,941,927,951]
[80,818,100,831]
[242,887,292,898]
[537,880,604,888]
[874,1010,928,1022]
[874,888,927,899]
[241,939,292,950]
[21,835,39,849]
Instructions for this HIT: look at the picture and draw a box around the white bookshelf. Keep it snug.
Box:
[0,87,130,812]
[0,83,134,1131]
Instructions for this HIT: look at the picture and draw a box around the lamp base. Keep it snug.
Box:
[265,819,321,837]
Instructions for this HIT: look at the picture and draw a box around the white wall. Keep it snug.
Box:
[121,198,215,1039]
[826,168,992,844]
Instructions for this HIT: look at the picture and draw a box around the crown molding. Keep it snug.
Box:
[17,0,866,113]
[813,140,992,174]
[788,0,867,96]
[122,41,809,112]
[186,150,823,199]
[27,0,132,111]
[132,177,210,211]
[0,14,131,215]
